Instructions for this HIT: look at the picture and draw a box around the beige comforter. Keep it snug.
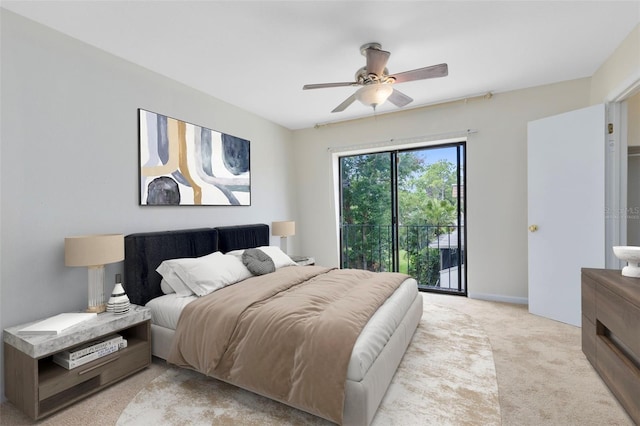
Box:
[167,265,408,424]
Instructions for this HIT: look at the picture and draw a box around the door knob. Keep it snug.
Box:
[528,225,539,232]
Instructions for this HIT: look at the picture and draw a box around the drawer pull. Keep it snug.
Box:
[78,355,120,375]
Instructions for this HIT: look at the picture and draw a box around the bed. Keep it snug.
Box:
[124,224,422,425]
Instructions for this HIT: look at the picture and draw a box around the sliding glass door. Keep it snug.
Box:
[340,152,394,272]
[340,142,466,294]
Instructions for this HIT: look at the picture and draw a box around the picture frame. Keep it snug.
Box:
[138,109,250,206]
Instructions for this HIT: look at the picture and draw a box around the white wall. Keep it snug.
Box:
[292,78,591,303]
[590,24,639,103]
[0,11,296,399]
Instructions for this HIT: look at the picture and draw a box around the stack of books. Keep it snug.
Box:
[53,334,127,369]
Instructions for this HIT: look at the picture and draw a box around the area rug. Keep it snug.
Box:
[117,303,500,425]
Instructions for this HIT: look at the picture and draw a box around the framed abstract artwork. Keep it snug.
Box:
[138,109,250,206]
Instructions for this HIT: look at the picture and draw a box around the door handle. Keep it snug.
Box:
[528,225,539,232]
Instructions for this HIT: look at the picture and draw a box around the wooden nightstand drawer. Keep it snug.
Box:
[100,337,150,383]
[39,351,120,401]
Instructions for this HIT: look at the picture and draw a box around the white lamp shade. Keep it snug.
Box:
[355,84,393,107]
[272,221,295,237]
[65,234,124,267]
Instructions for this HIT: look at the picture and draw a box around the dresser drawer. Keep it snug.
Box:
[596,336,640,423]
[596,284,640,359]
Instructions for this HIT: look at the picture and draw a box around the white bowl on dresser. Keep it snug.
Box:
[612,246,640,278]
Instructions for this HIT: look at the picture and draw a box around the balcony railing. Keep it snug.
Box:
[341,223,465,292]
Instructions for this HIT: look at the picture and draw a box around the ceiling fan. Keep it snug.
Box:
[303,42,448,113]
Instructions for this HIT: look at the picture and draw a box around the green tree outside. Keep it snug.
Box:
[341,149,461,287]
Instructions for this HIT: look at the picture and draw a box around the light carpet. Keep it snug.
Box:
[117,304,500,425]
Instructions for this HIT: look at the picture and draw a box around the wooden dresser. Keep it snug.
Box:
[581,268,640,424]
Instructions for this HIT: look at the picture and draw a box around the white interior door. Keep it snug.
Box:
[527,104,606,327]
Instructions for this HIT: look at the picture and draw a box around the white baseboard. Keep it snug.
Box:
[468,292,528,305]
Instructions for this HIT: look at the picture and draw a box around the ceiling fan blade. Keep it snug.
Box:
[331,94,357,113]
[366,47,390,77]
[389,63,448,84]
[387,89,413,108]
[303,82,357,90]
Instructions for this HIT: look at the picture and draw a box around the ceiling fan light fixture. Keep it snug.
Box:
[355,83,393,109]
[303,43,448,113]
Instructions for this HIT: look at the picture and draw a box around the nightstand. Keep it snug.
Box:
[3,305,151,420]
[291,255,315,266]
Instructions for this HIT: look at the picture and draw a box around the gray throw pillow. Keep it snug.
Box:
[242,248,276,275]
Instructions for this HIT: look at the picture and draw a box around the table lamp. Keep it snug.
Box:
[272,221,295,254]
[65,234,124,313]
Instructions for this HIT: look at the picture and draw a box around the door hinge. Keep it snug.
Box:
[608,123,614,134]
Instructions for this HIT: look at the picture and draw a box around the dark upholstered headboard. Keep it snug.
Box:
[216,223,270,253]
[124,228,218,306]
[123,224,269,306]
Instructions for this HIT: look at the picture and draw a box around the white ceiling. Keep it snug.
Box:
[3,1,639,130]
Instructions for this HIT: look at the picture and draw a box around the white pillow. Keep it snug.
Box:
[170,251,252,296]
[156,261,195,297]
[226,246,297,269]
[225,249,245,262]
[160,279,175,294]
[256,246,297,268]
